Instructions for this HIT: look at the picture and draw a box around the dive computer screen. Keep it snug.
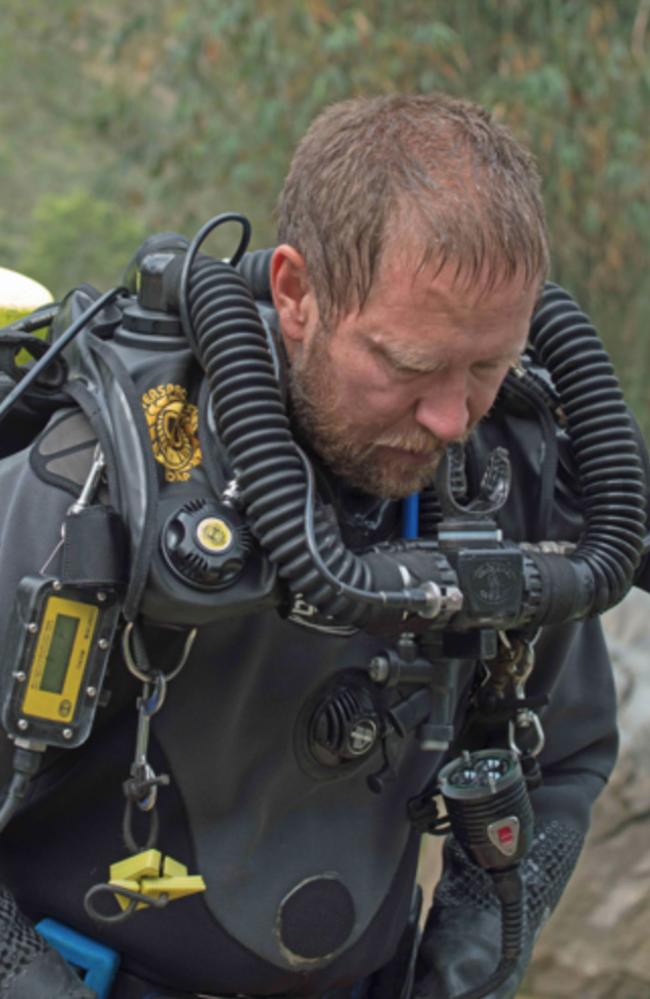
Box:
[40,613,80,694]
[21,595,98,723]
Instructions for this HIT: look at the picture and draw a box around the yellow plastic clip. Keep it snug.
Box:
[108,849,206,911]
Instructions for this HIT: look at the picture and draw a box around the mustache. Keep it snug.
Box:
[373,428,443,454]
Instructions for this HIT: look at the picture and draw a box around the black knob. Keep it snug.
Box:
[310,685,379,767]
[162,498,250,589]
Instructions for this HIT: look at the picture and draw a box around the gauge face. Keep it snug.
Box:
[1,576,120,749]
[21,595,98,723]
[40,612,79,694]
[196,516,232,553]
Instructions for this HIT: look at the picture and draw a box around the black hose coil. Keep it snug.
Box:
[529,282,646,611]
[186,253,645,626]
[187,258,372,624]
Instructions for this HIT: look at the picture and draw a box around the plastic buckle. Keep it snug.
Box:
[35,918,120,999]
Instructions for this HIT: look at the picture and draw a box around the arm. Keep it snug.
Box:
[0,425,98,998]
[411,614,617,999]
[0,887,96,999]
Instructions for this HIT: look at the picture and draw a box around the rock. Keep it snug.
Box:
[521,587,650,999]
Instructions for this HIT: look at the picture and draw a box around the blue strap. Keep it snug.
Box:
[36,918,120,999]
[401,493,419,539]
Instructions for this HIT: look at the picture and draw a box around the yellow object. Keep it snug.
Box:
[110,879,146,912]
[21,595,98,723]
[161,855,188,877]
[140,875,207,902]
[197,517,232,552]
[109,849,206,912]
[110,850,161,881]
[141,384,202,482]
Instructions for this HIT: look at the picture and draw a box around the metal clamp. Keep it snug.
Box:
[120,621,197,850]
[502,633,545,758]
[124,671,169,812]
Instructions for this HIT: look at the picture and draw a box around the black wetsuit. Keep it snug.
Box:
[0,298,642,999]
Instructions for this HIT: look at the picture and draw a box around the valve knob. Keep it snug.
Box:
[309,684,380,766]
[162,498,250,589]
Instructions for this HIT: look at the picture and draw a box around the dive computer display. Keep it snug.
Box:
[1,576,120,748]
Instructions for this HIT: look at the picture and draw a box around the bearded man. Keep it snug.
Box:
[0,93,647,999]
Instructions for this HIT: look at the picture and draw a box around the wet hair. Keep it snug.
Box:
[276,93,549,323]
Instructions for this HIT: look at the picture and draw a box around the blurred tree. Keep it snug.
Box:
[19,190,146,293]
[1,0,648,423]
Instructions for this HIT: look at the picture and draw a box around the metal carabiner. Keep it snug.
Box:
[500,631,545,758]
[122,621,197,684]
[508,710,546,758]
[119,621,197,851]
[126,671,170,814]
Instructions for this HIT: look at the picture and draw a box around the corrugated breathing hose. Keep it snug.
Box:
[169,227,646,629]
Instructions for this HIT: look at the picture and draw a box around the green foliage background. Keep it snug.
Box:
[1,5,648,995]
[1,0,648,427]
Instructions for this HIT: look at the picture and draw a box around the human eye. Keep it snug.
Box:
[371,346,425,379]
[471,359,508,377]
[392,360,425,377]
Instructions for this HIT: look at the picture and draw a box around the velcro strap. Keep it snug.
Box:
[62,506,129,586]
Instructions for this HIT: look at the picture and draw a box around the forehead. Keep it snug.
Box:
[342,249,540,335]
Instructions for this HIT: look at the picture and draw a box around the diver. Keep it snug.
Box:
[0,93,648,999]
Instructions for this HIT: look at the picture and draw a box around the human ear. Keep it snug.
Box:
[270,245,319,356]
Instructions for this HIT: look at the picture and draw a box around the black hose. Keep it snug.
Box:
[184,245,645,627]
[237,247,274,301]
[449,870,523,999]
[186,258,374,625]
[529,283,646,613]
[0,747,42,834]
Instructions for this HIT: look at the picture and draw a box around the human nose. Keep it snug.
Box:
[413,378,471,444]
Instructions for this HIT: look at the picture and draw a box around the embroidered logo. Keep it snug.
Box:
[142,384,202,482]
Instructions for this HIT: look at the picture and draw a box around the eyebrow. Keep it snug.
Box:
[368,336,523,373]
[368,337,444,373]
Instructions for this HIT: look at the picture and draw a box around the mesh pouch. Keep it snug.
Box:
[432,818,584,939]
[0,885,96,997]
[0,885,48,983]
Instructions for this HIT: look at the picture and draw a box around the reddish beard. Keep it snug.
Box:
[289,337,446,499]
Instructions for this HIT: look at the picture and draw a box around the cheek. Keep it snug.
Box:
[348,384,417,432]
[339,356,417,417]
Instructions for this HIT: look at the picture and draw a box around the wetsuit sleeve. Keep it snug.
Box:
[0,886,96,998]
[410,614,617,999]
[0,444,96,997]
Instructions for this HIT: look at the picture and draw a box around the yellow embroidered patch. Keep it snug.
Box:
[142,384,202,481]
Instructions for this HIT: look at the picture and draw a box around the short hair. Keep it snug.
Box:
[276,93,549,323]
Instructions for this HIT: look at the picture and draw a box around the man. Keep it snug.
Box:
[0,94,645,999]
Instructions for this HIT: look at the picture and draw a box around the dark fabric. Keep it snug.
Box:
[105,968,370,999]
[0,299,633,998]
[413,820,583,999]
[61,506,129,586]
[0,886,49,983]
[1,948,97,999]
[0,885,94,998]
[278,879,356,960]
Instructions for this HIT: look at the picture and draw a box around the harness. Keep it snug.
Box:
[0,216,646,999]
